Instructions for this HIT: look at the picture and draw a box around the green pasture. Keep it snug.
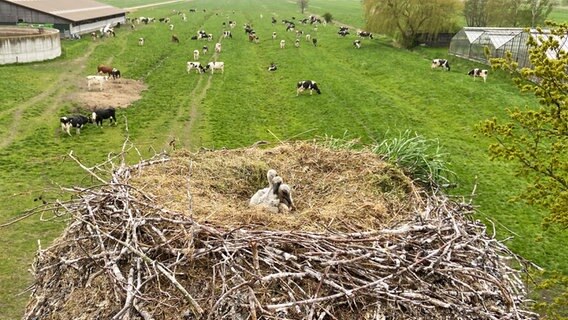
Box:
[548,5,568,24]
[1,0,567,318]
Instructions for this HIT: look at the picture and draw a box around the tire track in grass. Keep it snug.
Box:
[0,31,132,150]
[170,35,224,150]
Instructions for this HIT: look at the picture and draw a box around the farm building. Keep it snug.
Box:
[0,0,126,38]
[449,27,568,69]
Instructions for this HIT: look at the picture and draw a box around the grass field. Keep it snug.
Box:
[0,0,567,318]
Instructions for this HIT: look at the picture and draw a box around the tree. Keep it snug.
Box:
[520,0,554,27]
[298,0,308,14]
[479,22,568,229]
[362,0,461,49]
[486,0,523,26]
[464,0,489,27]
[484,0,554,27]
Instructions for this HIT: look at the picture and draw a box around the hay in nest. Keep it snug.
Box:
[22,142,538,320]
[132,142,419,232]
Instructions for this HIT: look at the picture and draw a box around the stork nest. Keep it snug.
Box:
[22,142,538,320]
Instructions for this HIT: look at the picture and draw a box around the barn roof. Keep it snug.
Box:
[3,0,125,22]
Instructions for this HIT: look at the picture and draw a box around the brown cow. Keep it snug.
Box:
[97,65,113,76]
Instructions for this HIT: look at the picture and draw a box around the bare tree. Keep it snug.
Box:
[298,0,309,14]
[485,0,554,27]
[523,0,554,27]
[464,0,489,27]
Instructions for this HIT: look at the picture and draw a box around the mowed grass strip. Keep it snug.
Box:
[0,0,567,318]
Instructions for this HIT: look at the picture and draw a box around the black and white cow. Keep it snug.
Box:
[431,58,451,71]
[110,68,121,79]
[92,108,117,127]
[357,31,373,39]
[187,61,205,74]
[468,68,489,82]
[268,63,278,72]
[223,30,232,38]
[205,61,224,74]
[60,115,90,136]
[353,40,361,49]
[296,80,321,96]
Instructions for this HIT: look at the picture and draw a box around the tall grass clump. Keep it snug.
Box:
[371,130,456,188]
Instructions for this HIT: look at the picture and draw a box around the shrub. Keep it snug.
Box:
[370,130,456,188]
[322,12,333,23]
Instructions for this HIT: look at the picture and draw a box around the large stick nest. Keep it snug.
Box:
[23,142,538,320]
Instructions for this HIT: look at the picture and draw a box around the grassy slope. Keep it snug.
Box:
[0,0,567,318]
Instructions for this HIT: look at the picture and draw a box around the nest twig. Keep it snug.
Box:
[22,144,539,320]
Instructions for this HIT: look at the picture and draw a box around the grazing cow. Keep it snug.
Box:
[338,30,350,37]
[205,61,224,74]
[139,37,145,46]
[172,34,180,43]
[110,68,121,79]
[193,49,200,60]
[169,24,174,31]
[202,45,208,54]
[272,17,277,24]
[296,80,321,96]
[268,63,277,72]
[248,33,258,42]
[198,30,208,39]
[223,30,232,38]
[215,42,222,53]
[187,61,205,74]
[468,68,489,82]
[244,24,254,34]
[272,32,277,40]
[92,108,117,127]
[431,59,451,71]
[305,33,311,41]
[353,40,361,49]
[294,39,300,48]
[191,35,198,40]
[60,115,90,136]
[357,31,373,39]
[280,39,286,49]
[97,65,114,77]
[87,75,107,91]
[312,38,318,46]
[91,32,97,41]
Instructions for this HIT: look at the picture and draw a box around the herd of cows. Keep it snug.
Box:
[431,58,490,82]
[60,108,116,136]
[63,8,489,137]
